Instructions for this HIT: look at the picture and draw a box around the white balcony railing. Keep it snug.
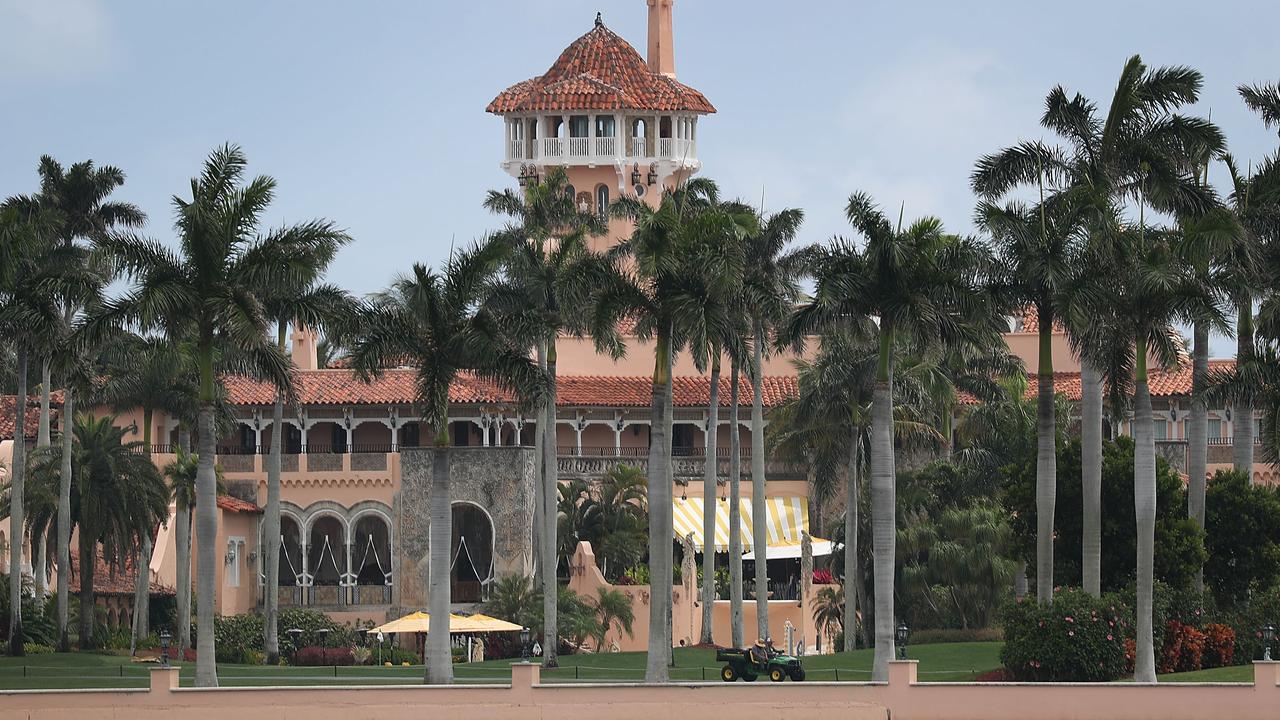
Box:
[505,134,697,166]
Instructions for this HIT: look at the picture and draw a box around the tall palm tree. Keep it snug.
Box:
[966,193,1087,601]
[1080,220,1220,682]
[161,445,226,655]
[349,237,546,684]
[742,208,803,638]
[485,167,603,668]
[971,56,1222,595]
[0,199,79,655]
[586,179,744,682]
[260,252,352,667]
[94,145,316,685]
[786,194,999,680]
[19,414,168,649]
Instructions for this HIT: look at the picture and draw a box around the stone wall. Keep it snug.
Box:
[395,446,537,610]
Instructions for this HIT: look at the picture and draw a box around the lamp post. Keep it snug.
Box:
[520,627,531,661]
[316,627,331,648]
[895,623,910,661]
[159,629,171,668]
[287,628,303,663]
[1264,625,1276,661]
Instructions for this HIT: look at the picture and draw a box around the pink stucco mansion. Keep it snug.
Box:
[0,0,1270,652]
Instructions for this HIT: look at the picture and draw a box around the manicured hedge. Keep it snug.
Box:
[1000,589,1129,681]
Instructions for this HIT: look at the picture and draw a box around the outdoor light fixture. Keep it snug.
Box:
[316,628,331,647]
[159,629,171,668]
[1264,625,1276,661]
[646,163,658,186]
[630,163,642,186]
[287,627,303,660]
[518,164,539,187]
[895,622,910,661]
[1226,406,1233,422]
[520,627,532,661]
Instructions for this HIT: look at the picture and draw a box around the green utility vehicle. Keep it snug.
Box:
[716,645,806,682]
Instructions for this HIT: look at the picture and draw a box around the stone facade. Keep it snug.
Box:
[395,446,537,610]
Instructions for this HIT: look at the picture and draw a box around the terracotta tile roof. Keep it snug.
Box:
[223,370,798,409]
[487,20,715,114]
[0,392,55,438]
[1011,306,1066,334]
[68,547,175,597]
[217,495,262,514]
[957,361,1235,405]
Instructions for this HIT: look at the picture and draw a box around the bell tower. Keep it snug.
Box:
[647,0,676,78]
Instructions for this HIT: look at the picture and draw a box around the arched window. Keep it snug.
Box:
[595,184,610,218]
[564,184,576,203]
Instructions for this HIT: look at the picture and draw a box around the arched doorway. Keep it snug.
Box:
[351,513,392,604]
[451,503,493,603]
[278,516,303,606]
[308,515,347,606]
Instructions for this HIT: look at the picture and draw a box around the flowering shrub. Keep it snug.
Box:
[1202,623,1235,668]
[294,646,355,666]
[1159,621,1206,674]
[1000,588,1129,681]
[812,569,835,585]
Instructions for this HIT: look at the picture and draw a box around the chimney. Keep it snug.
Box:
[647,0,676,78]
[290,324,319,371]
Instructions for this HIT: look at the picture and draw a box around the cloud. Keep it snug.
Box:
[0,0,113,81]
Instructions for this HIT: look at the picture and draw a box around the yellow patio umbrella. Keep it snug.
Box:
[370,611,522,635]
[450,613,523,634]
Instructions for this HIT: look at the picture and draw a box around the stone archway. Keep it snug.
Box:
[351,511,393,604]
[307,514,347,606]
[450,502,494,603]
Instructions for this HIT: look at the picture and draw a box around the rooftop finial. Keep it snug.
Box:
[595,11,603,27]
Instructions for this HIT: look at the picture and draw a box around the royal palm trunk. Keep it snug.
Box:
[700,356,720,644]
[8,349,28,656]
[750,321,768,639]
[194,347,220,687]
[728,360,745,649]
[644,329,674,683]
[532,342,546,584]
[1133,342,1157,683]
[1234,303,1254,476]
[426,428,453,684]
[132,409,155,645]
[541,339,559,668]
[56,388,74,651]
[843,425,859,652]
[1080,362,1104,596]
[38,359,51,447]
[264,322,287,665]
[871,333,896,682]
[176,430,192,655]
[78,508,95,648]
[1187,323,1208,592]
[1035,315,1056,603]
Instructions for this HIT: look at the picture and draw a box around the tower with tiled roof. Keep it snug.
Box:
[487,1,712,247]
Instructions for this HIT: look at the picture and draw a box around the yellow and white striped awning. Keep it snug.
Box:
[671,496,825,554]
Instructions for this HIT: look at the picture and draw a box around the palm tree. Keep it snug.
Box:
[260,249,352,667]
[0,199,77,656]
[94,145,318,685]
[786,193,999,681]
[349,237,546,684]
[20,414,168,648]
[588,587,635,651]
[485,168,603,668]
[971,56,1222,596]
[742,208,803,639]
[97,333,198,646]
[1220,80,1280,476]
[1082,220,1220,682]
[585,179,744,682]
[966,194,1087,602]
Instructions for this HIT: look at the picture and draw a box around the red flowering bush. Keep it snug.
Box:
[812,569,835,585]
[1000,588,1129,681]
[1159,621,1206,673]
[1202,623,1235,668]
[294,646,356,666]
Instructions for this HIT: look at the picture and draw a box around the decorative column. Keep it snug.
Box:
[388,407,399,452]
[613,415,624,455]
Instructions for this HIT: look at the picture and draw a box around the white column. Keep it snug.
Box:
[343,539,353,605]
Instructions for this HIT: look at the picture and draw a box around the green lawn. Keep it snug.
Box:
[0,643,1003,689]
[1156,664,1254,683]
[0,643,1254,689]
